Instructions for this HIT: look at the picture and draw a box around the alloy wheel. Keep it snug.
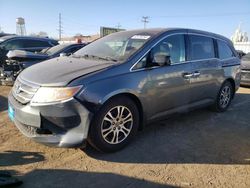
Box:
[101,106,133,144]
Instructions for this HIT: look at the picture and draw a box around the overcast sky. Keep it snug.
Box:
[0,0,250,39]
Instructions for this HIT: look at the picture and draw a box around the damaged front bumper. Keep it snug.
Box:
[8,92,92,148]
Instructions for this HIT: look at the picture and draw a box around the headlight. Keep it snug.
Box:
[31,85,82,105]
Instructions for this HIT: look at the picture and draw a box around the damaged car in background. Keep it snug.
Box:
[0,43,86,85]
[0,35,58,66]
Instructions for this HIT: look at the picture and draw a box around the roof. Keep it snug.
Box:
[0,35,57,42]
[116,28,231,43]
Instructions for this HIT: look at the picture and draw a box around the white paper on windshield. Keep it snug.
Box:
[131,35,151,40]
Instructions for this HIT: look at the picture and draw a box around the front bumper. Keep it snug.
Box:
[240,70,250,86]
[8,92,92,148]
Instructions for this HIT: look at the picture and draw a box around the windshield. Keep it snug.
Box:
[45,44,69,55]
[74,31,152,62]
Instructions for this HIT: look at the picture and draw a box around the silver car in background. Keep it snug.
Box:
[8,28,241,152]
[241,53,250,86]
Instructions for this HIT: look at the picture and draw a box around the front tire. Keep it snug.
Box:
[88,96,139,152]
[212,81,233,112]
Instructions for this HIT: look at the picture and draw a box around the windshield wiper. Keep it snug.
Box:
[72,54,117,62]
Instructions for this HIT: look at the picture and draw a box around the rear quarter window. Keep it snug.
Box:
[217,40,235,60]
[189,35,215,60]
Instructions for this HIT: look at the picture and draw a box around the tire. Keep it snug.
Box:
[211,81,233,112]
[88,96,139,152]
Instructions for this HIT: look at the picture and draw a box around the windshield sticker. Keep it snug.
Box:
[131,35,151,40]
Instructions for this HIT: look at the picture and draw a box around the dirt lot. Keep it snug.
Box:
[0,86,250,188]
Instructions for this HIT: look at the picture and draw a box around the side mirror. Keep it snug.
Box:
[60,53,67,57]
[152,53,171,66]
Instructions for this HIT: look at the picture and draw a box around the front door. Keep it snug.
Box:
[145,34,193,120]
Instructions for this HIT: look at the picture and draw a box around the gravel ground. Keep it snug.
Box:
[0,86,250,188]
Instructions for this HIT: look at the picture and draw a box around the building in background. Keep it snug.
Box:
[232,24,250,53]
[59,34,100,44]
[100,27,125,37]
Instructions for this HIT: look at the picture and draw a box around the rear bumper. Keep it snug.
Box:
[8,92,92,148]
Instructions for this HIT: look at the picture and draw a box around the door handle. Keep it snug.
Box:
[183,72,193,79]
[193,71,201,77]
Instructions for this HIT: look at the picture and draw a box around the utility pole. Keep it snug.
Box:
[58,13,63,40]
[116,23,121,29]
[141,16,149,29]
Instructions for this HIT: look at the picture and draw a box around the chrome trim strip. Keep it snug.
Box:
[129,32,236,72]
[129,32,186,72]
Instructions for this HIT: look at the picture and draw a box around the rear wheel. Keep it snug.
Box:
[212,81,233,112]
[88,96,139,152]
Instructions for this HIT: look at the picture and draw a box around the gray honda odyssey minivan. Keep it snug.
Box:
[8,28,241,152]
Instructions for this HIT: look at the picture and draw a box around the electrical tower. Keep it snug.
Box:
[58,13,63,40]
[16,17,26,36]
[141,16,149,29]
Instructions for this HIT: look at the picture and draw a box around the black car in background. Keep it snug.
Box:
[0,35,58,67]
[0,33,15,37]
[241,53,250,86]
[0,43,86,85]
[236,50,246,59]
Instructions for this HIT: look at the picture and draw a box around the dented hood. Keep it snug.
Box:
[19,56,115,86]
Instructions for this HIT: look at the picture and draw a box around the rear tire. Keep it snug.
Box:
[211,81,233,112]
[88,96,139,152]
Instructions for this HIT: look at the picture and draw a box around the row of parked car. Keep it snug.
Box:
[0,35,86,85]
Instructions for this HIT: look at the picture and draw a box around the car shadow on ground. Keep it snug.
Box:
[84,93,250,165]
[0,95,8,112]
[16,169,177,188]
[0,151,45,166]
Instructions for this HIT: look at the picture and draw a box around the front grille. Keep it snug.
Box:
[12,78,40,104]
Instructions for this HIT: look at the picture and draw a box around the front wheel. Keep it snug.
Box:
[88,96,139,152]
[212,81,233,112]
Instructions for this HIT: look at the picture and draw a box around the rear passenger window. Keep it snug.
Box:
[189,35,215,60]
[217,40,235,59]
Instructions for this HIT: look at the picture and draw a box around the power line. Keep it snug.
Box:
[155,11,250,18]
[141,16,149,29]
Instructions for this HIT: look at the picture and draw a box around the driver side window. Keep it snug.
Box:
[151,34,186,65]
[133,34,186,70]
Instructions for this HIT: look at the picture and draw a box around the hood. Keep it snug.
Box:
[241,59,250,70]
[19,56,115,86]
[7,50,48,60]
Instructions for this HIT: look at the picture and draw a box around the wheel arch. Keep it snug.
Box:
[224,78,236,98]
[101,92,145,130]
